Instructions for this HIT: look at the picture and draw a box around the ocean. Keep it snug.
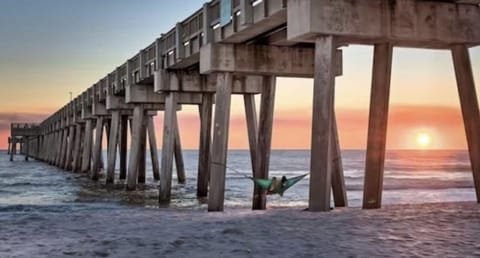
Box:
[0,150,476,211]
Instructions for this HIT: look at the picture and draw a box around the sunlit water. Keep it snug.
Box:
[0,150,476,211]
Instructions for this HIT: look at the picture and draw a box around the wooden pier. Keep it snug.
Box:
[9,0,480,212]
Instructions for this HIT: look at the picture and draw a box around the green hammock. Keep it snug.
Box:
[248,174,308,197]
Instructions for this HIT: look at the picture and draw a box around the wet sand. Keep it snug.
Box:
[1,201,480,257]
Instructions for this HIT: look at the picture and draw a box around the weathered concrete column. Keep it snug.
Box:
[197,93,213,197]
[147,116,160,181]
[59,128,69,168]
[54,130,63,166]
[363,43,393,209]
[127,105,146,190]
[252,76,276,210]
[106,111,120,184]
[72,124,83,172]
[330,113,348,207]
[36,136,41,160]
[309,36,336,212]
[244,94,258,178]
[91,117,104,180]
[48,133,55,164]
[48,132,54,164]
[119,115,128,180]
[10,139,16,161]
[452,45,480,202]
[173,115,186,184]
[159,93,178,203]
[64,126,75,170]
[81,119,94,173]
[44,134,50,162]
[24,137,29,161]
[137,115,148,184]
[208,73,233,212]
[7,138,12,155]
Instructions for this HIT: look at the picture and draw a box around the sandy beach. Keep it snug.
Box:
[1,201,479,257]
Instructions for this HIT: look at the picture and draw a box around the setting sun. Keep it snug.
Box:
[416,133,431,148]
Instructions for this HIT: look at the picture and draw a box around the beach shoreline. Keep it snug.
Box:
[1,201,480,257]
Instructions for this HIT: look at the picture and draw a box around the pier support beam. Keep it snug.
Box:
[174,115,186,184]
[452,45,480,202]
[137,115,148,184]
[24,137,29,161]
[7,139,11,155]
[72,124,83,172]
[159,93,178,203]
[309,36,336,212]
[55,130,64,167]
[91,117,104,180]
[119,116,128,180]
[147,116,160,181]
[252,76,276,210]
[106,111,120,184]
[197,93,213,197]
[127,105,145,190]
[244,94,258,180]
[81,120,94,173]
[363,43,393,209]
[59,128,68,167]
[10,140,16,161]
[64,126,75,170]
[331,113,348,207]
[208,73,233,212]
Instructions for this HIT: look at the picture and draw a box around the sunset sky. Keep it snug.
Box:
[0,0,479,150]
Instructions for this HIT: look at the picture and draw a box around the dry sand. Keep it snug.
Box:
[1,202,480,257]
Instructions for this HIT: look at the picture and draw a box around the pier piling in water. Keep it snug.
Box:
[8,0,480,212]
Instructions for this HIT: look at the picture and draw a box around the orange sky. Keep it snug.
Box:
[1,46,479,151]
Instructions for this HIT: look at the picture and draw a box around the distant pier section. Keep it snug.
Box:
[8,123,41,161]
[9,0,480,212]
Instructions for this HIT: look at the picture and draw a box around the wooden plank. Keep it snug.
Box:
[106,111,120,184]
[309,36,336,212]
[330,112,348,207]
[243,93,258,178]
[81,119,93,173]
[127,105,145,190]
[159,93,178,203]
[91,117,104,180]
[452,44,480,202]
[252,76,276,210]
[147,116,161,181]
[174,115,186,184]
[363,43,393,209]
[197,93,213,197]
[119,115,128,180]
[208,72,233,212]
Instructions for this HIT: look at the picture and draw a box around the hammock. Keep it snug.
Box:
[248,174,308,197]
[212,162,308,197]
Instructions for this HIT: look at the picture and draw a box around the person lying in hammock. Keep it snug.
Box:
[250,174,308,197]
[268,176,288,193]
